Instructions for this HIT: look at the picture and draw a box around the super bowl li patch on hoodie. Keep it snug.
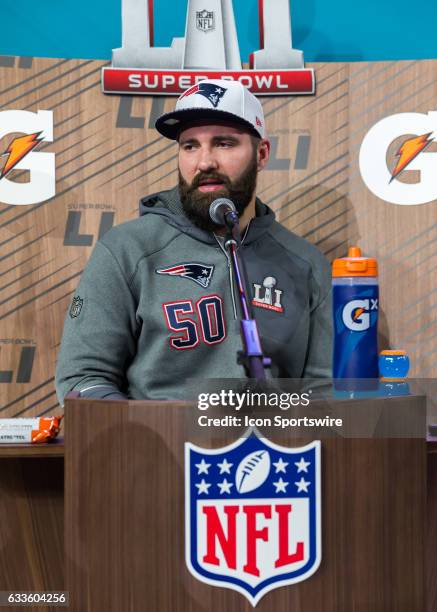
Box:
[156,263,214,288]
[252,276,284,313]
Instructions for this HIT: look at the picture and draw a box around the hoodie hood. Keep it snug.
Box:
[139,186,275,245]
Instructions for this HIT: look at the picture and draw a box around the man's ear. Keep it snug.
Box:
[257,138,271,171]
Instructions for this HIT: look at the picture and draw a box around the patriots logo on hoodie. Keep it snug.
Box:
[180,83,227,108]
[156,263,214,288]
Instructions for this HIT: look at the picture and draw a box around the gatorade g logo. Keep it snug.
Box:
[0,110,55,205]
[359,111,437,205]
[342,299,378,331]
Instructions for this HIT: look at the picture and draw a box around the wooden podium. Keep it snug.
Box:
[64,396,426,611]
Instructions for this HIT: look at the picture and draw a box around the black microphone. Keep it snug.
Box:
[209,198,239,228]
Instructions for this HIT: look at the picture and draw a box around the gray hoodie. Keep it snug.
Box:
[55,187,332,406]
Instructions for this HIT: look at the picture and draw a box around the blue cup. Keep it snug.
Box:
[379,350,410,379]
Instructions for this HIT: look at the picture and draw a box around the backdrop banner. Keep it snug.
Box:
[0,56,435,415]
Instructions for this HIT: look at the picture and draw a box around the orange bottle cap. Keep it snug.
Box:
[332,246,378,277]
[380,350,407,356]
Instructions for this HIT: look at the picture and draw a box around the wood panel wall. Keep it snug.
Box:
[0,57,435,415]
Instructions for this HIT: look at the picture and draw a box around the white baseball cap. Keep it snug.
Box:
[155,79,265,140]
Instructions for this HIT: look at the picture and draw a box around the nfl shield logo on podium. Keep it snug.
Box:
[185,431,321,605]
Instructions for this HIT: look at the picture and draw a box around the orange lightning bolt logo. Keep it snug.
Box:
[353,307,365,321]
[390,132,434,183]
[0,132,43,180]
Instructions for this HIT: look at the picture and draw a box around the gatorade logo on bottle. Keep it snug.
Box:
[342,298,378,331]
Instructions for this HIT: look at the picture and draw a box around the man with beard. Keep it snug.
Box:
[55,80,332,404]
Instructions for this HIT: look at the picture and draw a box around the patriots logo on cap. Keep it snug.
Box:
[180,83,227,108]
[156,263,214,288]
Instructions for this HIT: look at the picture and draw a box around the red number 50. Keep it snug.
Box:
[162,295,226,351]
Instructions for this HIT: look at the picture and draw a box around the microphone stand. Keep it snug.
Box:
[223,211,271,381]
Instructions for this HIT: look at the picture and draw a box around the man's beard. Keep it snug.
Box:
[178,152,258,232]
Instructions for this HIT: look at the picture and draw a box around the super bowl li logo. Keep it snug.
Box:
[102,0,315,96]
[185,431,321,605]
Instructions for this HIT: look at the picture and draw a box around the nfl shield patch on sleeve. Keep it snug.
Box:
[69,295,83,318]
[185,430,321,605]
